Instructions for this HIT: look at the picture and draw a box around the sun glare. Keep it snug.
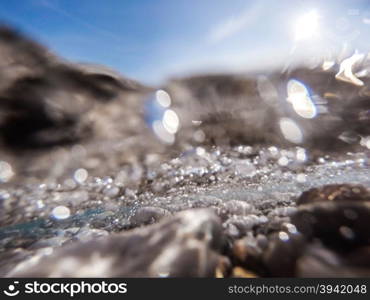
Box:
[294,10,320,41]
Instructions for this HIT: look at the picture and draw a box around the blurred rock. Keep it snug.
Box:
[297,243,370,277]
[7,209,224,277]
[296,184,370,205]
[291,201,370,249]
[262,232,306,277]
[129,206,171,227]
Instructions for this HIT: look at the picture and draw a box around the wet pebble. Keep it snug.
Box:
[291,201,370,249]
[296,184,370,205]
[217,200,254,220]
[263,232,306,277]
[296,243,370,277]
[8,209,224,277]
[129,206,171,227]
[224,215,267,238]
[232,235,266,274]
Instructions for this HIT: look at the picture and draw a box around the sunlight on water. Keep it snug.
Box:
[162,109,179,134]
[286,79,317,119]
[145,90,180,144]
[0,161,14,183]
[336,51,365,86]
[279,118,303,144]
[156,89,171,108]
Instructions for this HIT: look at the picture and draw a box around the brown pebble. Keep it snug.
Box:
[215,256,231,278]
[291,202,370,249]
[232,266,258,278]
[296,184,369,206]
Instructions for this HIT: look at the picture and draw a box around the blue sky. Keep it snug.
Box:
[1,0,370,84]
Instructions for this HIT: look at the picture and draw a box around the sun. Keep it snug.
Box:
[294,10,320,41]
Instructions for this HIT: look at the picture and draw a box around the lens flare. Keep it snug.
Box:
[287,79,317,119]
[294,10,319,41]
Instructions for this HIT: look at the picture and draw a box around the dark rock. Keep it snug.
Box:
[291,202,370,249]
[232,235,266,275]
[296,184,370,205]
[0,26,133,148]
[263,232,307,277]
[345,246,370,268]
[7,209,224,277]
[296,243,370,277]
[231,266,258,278]
[215,255,232,278]
[223,215,267,239]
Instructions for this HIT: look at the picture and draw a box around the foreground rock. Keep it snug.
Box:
[231,184,370,277]
[7,209,225,277]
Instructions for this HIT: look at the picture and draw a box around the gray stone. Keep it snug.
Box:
[8,209,224,277]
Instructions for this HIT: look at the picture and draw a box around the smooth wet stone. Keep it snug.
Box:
[7,209,224,277]
[291,202,370,249]
[262,232,306,277]
[129,206,171,227]
[190,196,223,209]
[0,248,30,277]
[232,235,265,275]
[346,246,370,268]
[217,200,254,220]
[232,266,258,278]
[296,184,370,206]
[223,214,267,238]
[214,256,232,278]
[296,244,370,277]
[267,206,297,217]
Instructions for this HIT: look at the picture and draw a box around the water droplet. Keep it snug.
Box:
[279,118,303,144]
[343,209,358,220]
[36,200,45,209]
[287,79,317,119]
[193,129,205,142]
[278,231,290,242]
[268,146,279,157]
[103,185,120,198]
[196,147,206,156]
[52,206,71,220]
[145,90,180,144]
[162,109,179,134]
[155,89,171,107]
[296,148,307,162]
[278,156,289,166]
[339,226,355,240]
[64,178,77,189]
[74,168,88,184]
[0,161,14,183]
[296,173,307,183]
[152,120,175,144]
[284,223,298,234]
